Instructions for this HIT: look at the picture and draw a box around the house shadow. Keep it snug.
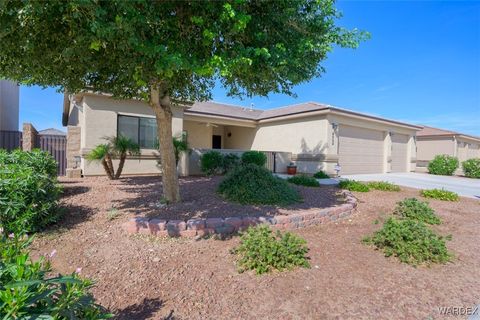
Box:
[114,298,176,320]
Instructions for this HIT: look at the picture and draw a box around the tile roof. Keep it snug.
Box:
[417,126,480,141]
[38,128,66,136]
[187,101,263,120]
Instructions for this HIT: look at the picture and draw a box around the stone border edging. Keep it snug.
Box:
[123,190,357,238]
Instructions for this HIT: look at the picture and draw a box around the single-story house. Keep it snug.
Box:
[62,92,421,177]
[416,126,480,173]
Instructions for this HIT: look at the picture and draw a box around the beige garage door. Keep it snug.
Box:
[338,125,384,174]
[391,133,409,172]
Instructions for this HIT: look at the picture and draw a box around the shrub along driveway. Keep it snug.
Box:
[342,172,480,199]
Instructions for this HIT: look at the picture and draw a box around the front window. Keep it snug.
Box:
[118,115,157,149]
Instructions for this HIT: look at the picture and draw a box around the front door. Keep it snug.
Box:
[212,135,222,149]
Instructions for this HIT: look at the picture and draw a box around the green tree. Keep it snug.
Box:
[0,0,367,202]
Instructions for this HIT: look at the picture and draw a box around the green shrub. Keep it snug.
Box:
[234,225,310,274]
[241,151,267,167]
[428,154,459,176]
[0,234,111,319]
[421,189,459,202]
[366,181,401,192]
[218,164,300,205]
[462,158,480,178]
[338,179,370,192]
[313,170,330,179]
[393,198,441,225]
[222,153,240,173]
[0,150,61,234]
[287,175,320,187]
[200,150,224,175]
[363,217,451,265]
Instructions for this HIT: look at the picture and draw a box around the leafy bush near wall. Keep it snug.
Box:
[366,181,401,192]
[222,153,240,173]
[241,151,267,167]
[363,217,451,265]
[0,150,61,234]
[234,225,310,274]
[218,164,300,205]
[428,155,459,176]
[287,175,320,187]
[338,179,370,192]
[0,234,112,319]
[313,170,330,179]
[462,158,480,178]
[421,189,459,202]
[200,150,224,175]
[393,198,441,225]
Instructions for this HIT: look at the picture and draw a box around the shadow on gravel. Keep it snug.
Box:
[115,298,171,320]
[60,185,91,198]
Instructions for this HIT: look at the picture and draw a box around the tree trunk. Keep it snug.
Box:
[101,158,114,180]
[105,153,116,179]
[149,85,181,203]
[115,153,127,179]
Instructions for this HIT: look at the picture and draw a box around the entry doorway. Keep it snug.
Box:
[212,135,222,149]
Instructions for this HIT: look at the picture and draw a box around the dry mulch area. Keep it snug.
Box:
[31,176,480,319]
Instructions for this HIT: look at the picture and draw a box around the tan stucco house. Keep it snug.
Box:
[62,92,421,177]
[416,126,480,173]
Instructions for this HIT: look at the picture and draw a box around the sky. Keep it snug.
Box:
[19,1,480,135]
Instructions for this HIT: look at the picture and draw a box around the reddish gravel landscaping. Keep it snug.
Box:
[31,176,480,319]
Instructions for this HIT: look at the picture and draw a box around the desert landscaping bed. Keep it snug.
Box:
[31,176,480,319]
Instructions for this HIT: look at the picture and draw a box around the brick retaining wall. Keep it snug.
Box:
[123,191,357,238]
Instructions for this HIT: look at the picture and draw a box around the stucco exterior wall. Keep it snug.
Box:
[78,95,185,176]
[224,126,256,149]
[0,80,19,131]
[416,137,455,161]
[183,120,212,148]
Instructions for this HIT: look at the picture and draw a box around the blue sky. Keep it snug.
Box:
[19,1,480,135]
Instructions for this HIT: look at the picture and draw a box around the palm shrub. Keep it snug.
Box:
[234,225,310,274]
[86,135,140,179]
[363,217,451,265]
[241,151,267,167]
[421,189,459,202]
[0,150,61,234]
[200,150,224,175]
[172,133,190,167]
[462,158,480,178]
[218,164,300,205]
[393,198,441,225]
[428,155,459,176]
[0,233,111,319]
[313,170,329,179]
[287,175,320,187]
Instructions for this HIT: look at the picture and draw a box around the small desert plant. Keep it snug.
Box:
[241,150,267,167]
[0,233,111,319]
[462,158,480,178]
[338,179,370,192]
[234,225,310,274]
[366,181,401,192]
[313,170,329,179]
[393,198,441,225]
[428,155,459,176]
[421,189,459,202]
[0,150,61,234]
[363,217,452,265]
[222,153,240,173]
[86,135,140,179]
[287,175,320,187]
[218,164,300,205]
[107,208,121,221]
[200,150,224,175]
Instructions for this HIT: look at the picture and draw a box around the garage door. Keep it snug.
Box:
[391,133,409,172]
[338,125,384,174]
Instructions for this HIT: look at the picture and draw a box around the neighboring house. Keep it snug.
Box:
[38,128,66,136]
[416,126,480,173]
[0,80,19,131]
[62,92,421,176]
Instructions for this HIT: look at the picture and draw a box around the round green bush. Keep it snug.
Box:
[462,158,480,178]
[313,170,329,179]
[241,151,267,167]
[287,174,320,187]
[428,155,459,176]
[218,164,300,205]
[200,150,224,175]
[222,153,240,173]
[0,150,61,234]
[393,198,441,224]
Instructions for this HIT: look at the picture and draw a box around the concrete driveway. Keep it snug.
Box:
[341,172,480,199]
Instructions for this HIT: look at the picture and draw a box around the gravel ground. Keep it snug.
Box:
[31,176,480,319]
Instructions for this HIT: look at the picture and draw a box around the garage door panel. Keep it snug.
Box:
[391,134,408,172]
[339,125,384,175]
